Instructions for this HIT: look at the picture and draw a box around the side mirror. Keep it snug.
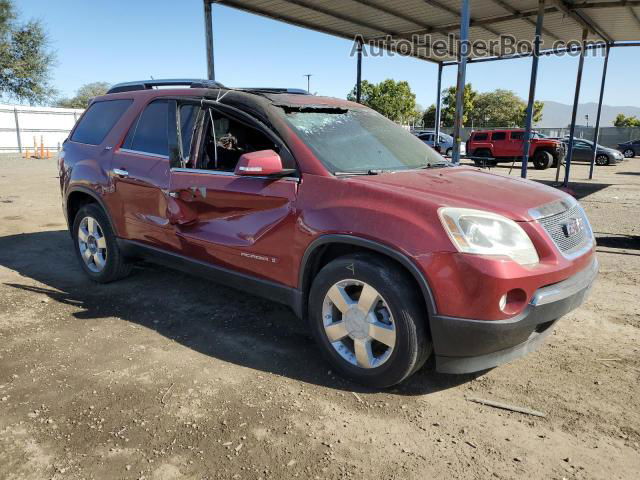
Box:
[234,149,296,177]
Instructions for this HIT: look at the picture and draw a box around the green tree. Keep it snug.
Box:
[422,104,437,128]
[348,79,418,123]
[613,113,640,127]
[468,89,544,127]
[440,84,477,127]
[0,0,55,104]
[57,82,111,109]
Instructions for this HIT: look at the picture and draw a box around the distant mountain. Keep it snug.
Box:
[536,101,640,128]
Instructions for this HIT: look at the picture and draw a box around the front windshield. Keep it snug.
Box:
[280,107,447,173]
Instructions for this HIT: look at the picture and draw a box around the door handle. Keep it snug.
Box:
[112,168,129,177]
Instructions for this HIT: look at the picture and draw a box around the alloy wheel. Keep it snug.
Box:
[623,149,634,158]
[78,216,108,273]
[596,154,609,166]
[321,279,396,369]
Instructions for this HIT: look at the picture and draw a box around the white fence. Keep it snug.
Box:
[0,103,84,153]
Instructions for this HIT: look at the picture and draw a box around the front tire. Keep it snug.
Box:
[595,154,610,166]
[72,204,132,283]
[623,148,634,158]
[308,254,431,388]
[533,150,552,170]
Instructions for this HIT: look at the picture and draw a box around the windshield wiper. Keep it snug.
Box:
[420,161,451,169]
[334,169,392,176]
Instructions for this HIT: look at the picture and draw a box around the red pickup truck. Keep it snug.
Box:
[467,129,565,170]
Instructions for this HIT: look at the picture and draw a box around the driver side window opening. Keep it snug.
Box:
[192,107,280,172]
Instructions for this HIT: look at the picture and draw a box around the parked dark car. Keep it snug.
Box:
[413,130,465,157]
[59,79,598,387]
[560,138,623,165]
[617,139,640,158]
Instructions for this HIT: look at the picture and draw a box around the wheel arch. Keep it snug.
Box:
[66,187,116,236]
[298,235,437,322]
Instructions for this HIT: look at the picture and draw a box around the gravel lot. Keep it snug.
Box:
[0,155,639,479]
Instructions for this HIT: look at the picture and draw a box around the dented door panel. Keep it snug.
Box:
[168,170,298,286]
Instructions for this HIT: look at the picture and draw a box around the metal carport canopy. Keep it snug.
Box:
[212,0,640,62]
[205,0,640,187]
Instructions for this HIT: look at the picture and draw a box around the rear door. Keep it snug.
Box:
[110,99,177,249]
[166,101,299,287]
[572,140,592,162]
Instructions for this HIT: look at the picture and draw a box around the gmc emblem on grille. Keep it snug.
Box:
[562,217,583,237]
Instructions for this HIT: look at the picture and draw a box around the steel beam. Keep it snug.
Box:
[490,0,559,41]
[549,0,613,43]
[521,0,546,179]
[452,0,471,164]
[589,44,610,180]
[356,40,363,103]
[423,0,503,56]
[204,0,215,81]
[563,29,589,187]
[434,62,443,150]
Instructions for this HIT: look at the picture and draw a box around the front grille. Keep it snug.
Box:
[537,204,591,257]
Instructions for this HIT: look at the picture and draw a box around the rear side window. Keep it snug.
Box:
[473,133,488,141]
[510,131,524,140]
[71,99,132,145]
[122,100,169,156]
[491,132,506,141]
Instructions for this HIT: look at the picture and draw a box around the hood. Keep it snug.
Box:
[347,166,568,222]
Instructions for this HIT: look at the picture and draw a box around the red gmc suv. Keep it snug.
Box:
[59,79,598,387]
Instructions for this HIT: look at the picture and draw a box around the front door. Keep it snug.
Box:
[166,102,300,287]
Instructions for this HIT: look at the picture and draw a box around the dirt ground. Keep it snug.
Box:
[0,154,639,480]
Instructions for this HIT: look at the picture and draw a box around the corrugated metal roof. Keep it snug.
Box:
[215,0,640,62]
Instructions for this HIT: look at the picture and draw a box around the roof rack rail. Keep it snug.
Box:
[239,88,311,95]
[107,79,225,94]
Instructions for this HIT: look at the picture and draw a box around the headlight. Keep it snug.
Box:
[438,207,539,265]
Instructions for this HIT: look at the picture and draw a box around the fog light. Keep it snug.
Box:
[499,289,528,314]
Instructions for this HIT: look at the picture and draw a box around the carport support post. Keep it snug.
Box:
[563,29,588,188]
[521,0,545,179]
[356,39,363,103]
[434,62,443,151]
[589,44,610,180]
[204,0,215,81]
[452,0,471,164]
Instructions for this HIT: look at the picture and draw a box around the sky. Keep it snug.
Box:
[15,0,640,110]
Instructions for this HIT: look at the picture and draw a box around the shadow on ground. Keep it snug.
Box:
[596,234,640,251]
[0,230,477,396]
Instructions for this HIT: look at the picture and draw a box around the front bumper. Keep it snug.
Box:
[432,257,598,374]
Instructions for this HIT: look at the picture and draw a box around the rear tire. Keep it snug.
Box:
[533,150,552,170]
[72,204,132,283]
[308,254,431,388]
